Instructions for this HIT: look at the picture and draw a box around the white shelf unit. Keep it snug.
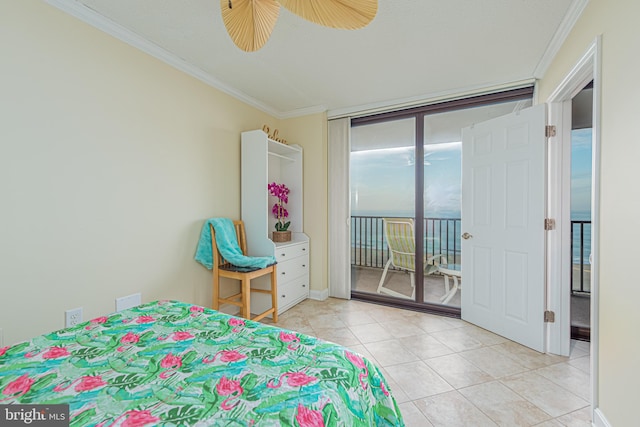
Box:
[241,130,309,315]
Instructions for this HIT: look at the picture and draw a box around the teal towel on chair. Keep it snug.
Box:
[195,218,276,270]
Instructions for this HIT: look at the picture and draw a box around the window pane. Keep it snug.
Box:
[350,118,416,300]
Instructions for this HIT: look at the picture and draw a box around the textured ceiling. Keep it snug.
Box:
[51,0,581,118]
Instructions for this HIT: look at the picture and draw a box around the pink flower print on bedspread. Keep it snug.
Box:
[345,351,369,390]
[189,305,204,316]
[25,346,70,359]
[228,317,245,333]
[158,331,194,342]
[53,375,107,393]
[216,376,244,410]
[73,375,107,392]
[1,374,34,401]
[118,409,160,427]
[202,350,246,364]
[296,404,325,427]
[117,332,141,352]
[121,315,156,324]
[279,331,300,350]
[267,371,317,389]
[84,316,108,330]
[136,315,155,324]
[159,353,182,379]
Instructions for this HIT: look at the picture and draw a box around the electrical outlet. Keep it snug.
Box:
[116,293,142,311]
[65,307,83,328]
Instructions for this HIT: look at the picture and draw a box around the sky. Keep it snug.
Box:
[351,142,461,218]
[351,131,592,219]
[570,128,593,218]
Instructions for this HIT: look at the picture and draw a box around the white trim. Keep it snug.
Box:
[545,99,572,357]
[42,0,298,119]
[534,0,590,79]
[309,289,329,301]
[548,42,597,102]
[327,79,536,120]
[593,408,612,427]
[589,35,602,414]
[546,35,601,423]
[278,105,328,119]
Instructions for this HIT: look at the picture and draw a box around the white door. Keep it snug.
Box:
[461,104,546,352]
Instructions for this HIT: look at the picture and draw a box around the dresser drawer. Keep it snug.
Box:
[277,256,309,282]
[278,279,309,310]
[275,242,309,262]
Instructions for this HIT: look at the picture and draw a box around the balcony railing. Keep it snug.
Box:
[351,216,461,271]
[571,220,591,294]
[351,216,592,295]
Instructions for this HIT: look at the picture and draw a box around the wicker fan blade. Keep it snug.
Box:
[221,0,280,52]
[278,0,377,30]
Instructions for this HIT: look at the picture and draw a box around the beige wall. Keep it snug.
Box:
[538,0,640,424]
[0,0,326,345]
[281,114,329,295]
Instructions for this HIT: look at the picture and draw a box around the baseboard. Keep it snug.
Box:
[309,288,329,301]
[593,408,611,427]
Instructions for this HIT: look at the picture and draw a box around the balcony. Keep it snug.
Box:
[350,215,592,310]
[351,216,462,306]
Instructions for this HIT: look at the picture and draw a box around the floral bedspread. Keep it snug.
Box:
[0,300,404,426]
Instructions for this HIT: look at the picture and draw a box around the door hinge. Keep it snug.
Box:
[544,218,556,230]
[545,125,557,138]
[544,310,555,323]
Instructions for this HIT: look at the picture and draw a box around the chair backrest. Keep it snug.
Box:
[383,218,416,272]
[210,220,247,269]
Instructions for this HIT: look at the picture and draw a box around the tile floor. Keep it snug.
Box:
[264,298,592,427]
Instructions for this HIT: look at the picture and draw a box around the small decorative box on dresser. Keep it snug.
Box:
[241,129,310,317]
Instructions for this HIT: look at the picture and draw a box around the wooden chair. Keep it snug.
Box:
[210,220,278,323]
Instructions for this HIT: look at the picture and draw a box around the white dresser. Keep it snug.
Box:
[274,237,309,313]
[240,129,310,316]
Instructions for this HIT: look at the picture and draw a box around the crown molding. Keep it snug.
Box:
[533,0,590,79]
[42,0,296,118]
[278,104,328,119]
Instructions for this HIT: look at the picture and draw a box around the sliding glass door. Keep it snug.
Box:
[348,88,533,313]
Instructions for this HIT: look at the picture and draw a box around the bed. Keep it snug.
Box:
[0,300,404,426]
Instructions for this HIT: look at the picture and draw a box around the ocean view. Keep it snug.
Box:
[350,128,593,269]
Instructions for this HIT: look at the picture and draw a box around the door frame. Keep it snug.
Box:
[546,36,601,416]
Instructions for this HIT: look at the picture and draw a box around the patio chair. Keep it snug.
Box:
[376,218,448,299]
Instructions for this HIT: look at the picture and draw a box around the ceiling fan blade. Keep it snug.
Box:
[278,0,377,30]
[221,0,280,52]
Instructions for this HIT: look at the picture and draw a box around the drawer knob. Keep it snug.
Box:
[281,294,286,298]
[302,284,306,287]
[281,272,286,275]
[302,248,306,251]
[302,264,306,267]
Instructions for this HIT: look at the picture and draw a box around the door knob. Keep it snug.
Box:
[462,232,473,240]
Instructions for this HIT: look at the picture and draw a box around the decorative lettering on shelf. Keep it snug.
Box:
[262,125,288,145]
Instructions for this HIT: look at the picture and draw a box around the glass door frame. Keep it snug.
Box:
[349,87,534,316]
